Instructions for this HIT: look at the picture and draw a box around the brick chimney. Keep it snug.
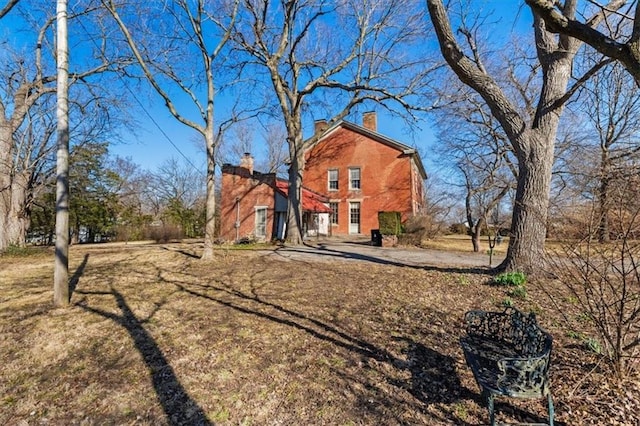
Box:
[363,111,377,132]
[314,119,328,134]
[239,152,254,174]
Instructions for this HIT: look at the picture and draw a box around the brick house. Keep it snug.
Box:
[219,112,426,241]
[219,154,332,242]
[304,112,427,236]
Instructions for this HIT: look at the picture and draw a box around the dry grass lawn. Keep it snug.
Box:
[1,241,638,425]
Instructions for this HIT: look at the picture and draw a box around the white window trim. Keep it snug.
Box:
[348,200,362,234]
[254,206,268,238]
[328,169,339,191]
[348,167,361,190]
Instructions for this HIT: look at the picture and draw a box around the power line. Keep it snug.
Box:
[69,5,201,172]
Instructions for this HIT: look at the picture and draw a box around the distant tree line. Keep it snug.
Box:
[28,144,206,245]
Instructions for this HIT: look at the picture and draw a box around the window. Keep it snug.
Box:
[328,169,338,191]
[329,202,339,225]
[255,207,267,237]
[349,167,361,190]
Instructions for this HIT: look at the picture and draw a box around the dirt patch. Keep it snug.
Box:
[0,242,637,425]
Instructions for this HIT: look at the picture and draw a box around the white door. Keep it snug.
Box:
[317,213,329,235]
[349,202,361,234]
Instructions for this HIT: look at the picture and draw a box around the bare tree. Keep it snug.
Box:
[0,0,19,19]
[526,0,640,85]
[231,0,435,244]
[580,61,640,242]
[432,69,519,253]
[261,122,288,175]
[0,3,121,252]
[426,0,611,273]
[102,0,238,259]
[220,121,255,165]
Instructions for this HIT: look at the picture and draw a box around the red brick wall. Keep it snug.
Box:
[304,127,416,235]
[219,166,276,241]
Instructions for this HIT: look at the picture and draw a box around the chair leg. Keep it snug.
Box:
[548,393,555,426]
[483,389,495,426]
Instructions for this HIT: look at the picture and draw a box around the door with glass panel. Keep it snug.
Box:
[349,202,360,234]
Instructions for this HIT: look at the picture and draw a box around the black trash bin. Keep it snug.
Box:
[371,229,382,247]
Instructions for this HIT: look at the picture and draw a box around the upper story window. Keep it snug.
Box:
[349,167,361,190]
[328,169,338,191]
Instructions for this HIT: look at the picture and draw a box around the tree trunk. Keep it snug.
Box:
[286,151,305,245]
[427,0,579,275]
[499,132,555,274]
[0,124,13,251]
[598,150,611,243]
[471,228,481,253]
[201,129,216,260]
[471,217,485,253]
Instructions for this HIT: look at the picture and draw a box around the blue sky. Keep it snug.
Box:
[2,1,533,176]
[108,1,534,175]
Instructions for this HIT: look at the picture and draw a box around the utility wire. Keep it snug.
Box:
[70,5,201,172]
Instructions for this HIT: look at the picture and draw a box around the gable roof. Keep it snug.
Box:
[275,180,332,213]
[313,120,428,180]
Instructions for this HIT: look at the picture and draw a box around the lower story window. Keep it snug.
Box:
[329,202,339,225]
[255,207,267,237]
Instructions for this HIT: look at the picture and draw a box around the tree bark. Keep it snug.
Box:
[471,222,482,253]
[202,127,216,260]
[427,0,578,274]
[598,150,611,243]
[501,132,555,272]
[286,140,305,245]
[525,0,640,85]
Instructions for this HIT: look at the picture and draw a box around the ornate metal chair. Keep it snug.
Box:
[460,308,554,425]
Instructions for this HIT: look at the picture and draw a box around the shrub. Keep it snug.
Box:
[546,202,640,379]
[378,211,402,236]
[2,244,37,257]
[492,271,526,287]
[507,285,527,300]
[147,225,184,243]
[399,215,444,246]
[449,222,468,235]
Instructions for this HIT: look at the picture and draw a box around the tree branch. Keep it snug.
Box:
[526,0,640,85]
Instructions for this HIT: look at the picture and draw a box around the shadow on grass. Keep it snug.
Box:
[272,243,493,275]
[162,246,200,259]
[76,287,211,426]
[168,277,477,424]
[169,269,561,424]
[69,253,90,296]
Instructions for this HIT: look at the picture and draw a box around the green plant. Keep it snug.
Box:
[501,297,514,308]
[378,211,402,236]
[576,311,593,323]
[453,402,468,421]
[567,330,583,340]
[2,244,37,257]
[583,337,603,355]
[565,295,579,304]
[508,285,527,299]
[492,271,526,286]
[457,276,470,286]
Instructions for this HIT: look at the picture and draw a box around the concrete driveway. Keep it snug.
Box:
[264,237,505,271]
